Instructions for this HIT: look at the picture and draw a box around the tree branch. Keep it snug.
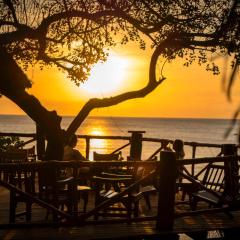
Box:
[0,24,36,44]
[3,0,19,26]
[0,9,114,45]
[0,20,17,28]
[66,41,168,137]
[37,10,115,34]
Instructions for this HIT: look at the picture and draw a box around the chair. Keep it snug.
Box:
[92,151,156,218]
[93,151,122,161]
[93,151,124,179]
[189,164,226,210]
[37,165,77,220]
[92,165,146,219]
[52,160,92,215]
[93,151,128,190]
[76,166,92,213]
[0,149,35,222]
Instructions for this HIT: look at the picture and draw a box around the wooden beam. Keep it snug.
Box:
[156,151,176,231]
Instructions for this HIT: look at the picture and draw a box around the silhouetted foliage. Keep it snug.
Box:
[0,0,145,84]
[100,0,239,94]
[0,136,23,151]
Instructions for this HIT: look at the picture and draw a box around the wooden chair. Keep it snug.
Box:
[93,151,123,161]
[92,152,156,218]
[75,166,92,213]
[94,151,130,191]
[37,165,77,220]
[92,166,146,219]
[56,160,93,215]
[0,149,35,222]
[189,164,226,210]
[93,151,125,181]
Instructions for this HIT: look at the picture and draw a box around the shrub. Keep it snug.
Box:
[0,136,24,151]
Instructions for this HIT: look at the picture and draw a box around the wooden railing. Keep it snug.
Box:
[1,131,234,182]
[0,152,239,230]
[0,131,226,160]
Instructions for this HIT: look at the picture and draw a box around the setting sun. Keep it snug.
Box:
[81,54,128,96]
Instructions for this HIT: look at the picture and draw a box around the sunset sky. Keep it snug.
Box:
[1,42,239,119]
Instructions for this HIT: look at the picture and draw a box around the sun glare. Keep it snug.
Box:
[89,128,106,148]
[81,54,128,96]
[90,129,104,136]
[87,128,107,160]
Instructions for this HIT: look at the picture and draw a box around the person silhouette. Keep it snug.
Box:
[62,134,91,181]
[63,134,86,161]
[173,139,185,188]
[173,139,185,160]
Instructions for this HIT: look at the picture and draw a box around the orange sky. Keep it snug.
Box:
[0,43,239,119]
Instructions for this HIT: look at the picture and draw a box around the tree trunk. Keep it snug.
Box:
[0,47,64,160]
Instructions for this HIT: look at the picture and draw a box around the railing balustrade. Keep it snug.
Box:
[0,153,239,228]
[0,131,227,162]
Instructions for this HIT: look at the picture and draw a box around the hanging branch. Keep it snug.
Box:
[65,38,177,138]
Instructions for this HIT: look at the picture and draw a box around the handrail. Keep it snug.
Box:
[0,156,237,172]
[177,155,239,166]
[16,138,36,148]
[0,132,226,148]
[0,160,158,171]
[0,154,239,230]
[0,132,237,175]
[110,142,130,154]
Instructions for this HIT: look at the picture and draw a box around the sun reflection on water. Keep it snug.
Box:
[88,128,108,160]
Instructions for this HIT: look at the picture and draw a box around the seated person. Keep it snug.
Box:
[173,139,185,160]
[63,134,85,161]
[173,139,185,185]
[63,134,89,177]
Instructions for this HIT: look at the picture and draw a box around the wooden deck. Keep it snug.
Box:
[1,186,240,240]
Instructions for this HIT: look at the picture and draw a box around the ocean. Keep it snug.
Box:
[0,115,238,160]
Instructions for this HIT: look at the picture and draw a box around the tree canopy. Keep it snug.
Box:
[0,0,144,84]
[100,0,239,93]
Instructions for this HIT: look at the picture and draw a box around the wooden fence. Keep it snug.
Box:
[0,131,227,170]
[0,153,239,228]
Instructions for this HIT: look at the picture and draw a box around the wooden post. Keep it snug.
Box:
[156,151,176,231]
[36,124,45,160]
[85,137,90,160]
[128,131,145,161]
[191,144,197,176]
[222,144,238,199]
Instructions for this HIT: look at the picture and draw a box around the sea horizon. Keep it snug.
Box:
[0,113,234,121]
[0,114,238,160]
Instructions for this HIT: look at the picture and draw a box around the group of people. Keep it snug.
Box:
[63,135,185,162]
[62,135,185,183]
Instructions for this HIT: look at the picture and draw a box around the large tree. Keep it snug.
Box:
[0,0,239,160]
[0,0,128,160]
